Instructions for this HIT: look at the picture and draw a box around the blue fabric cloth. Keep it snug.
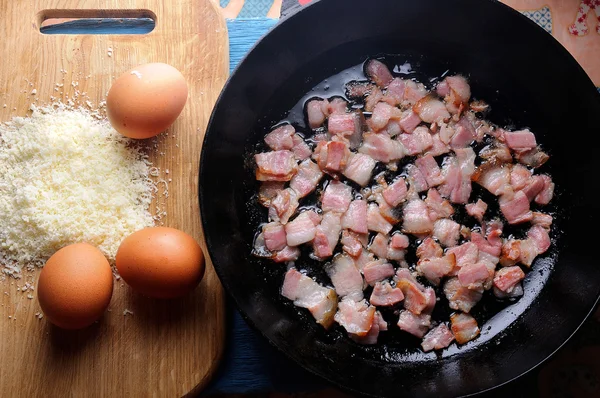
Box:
[203,18,325,394]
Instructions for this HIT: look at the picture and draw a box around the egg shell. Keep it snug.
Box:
[38,243,113,330]
[116,227,205,299]
[106,63,188,139]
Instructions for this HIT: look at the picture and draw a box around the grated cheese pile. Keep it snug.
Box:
[0,103,155,277]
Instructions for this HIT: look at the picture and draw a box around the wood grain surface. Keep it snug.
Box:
[0,1,229,397]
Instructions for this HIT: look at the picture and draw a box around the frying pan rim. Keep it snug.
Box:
[199,0,600,396]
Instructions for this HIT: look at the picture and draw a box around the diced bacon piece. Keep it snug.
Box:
[317,141,350,173]
[382,119,402,137]
[494,282,524,299]
[422,288,437,314]
[510,164,532,191]
[269,188,299,224]
[353,249,374,272]
[504,129,537,151]
[449,116,476,149]
[328,112,355,135]
[367,203,393,234]
[413,94,451,124]
[439,122,455,145]
[416,154,444,187]
[500,239,521,267]
[359,132,405,163]
[370,281,404,306]
[373,194,401,225]
[395,268,419,284]
[436,80,450,97]
[425,188,454,219]
[479,143,513,164]
[272,246,301,263]
[432,219,461,248]
[466,199,487,222]
[499,190,532,224]
[382,78,406,105]
[282,268,337,328]
[416,237,443,260]
[417,253,456,285]
[406,164,429,193]
[289,159,323,198]
[516,147,549,168]
[366,59,393,88]
[343,153,376,186]
[258,181,284,207]
[445,76,471,103]
[306,99,327,129]
[532,212,553,229]
[352,311,387,345]
[382,177,408,207]
[397,310,432,338]
[390,233,410,249]
[291,134,312,160]
[255,150,297,181]
[444,277,483,313]
[265,125,294,150]
[397,279,429,315]
[421,323,454,352]
[370,102,402,131]
[326,254,364,301]
[322,181,353,213]
[450,313,480,344]
[528,225,551,254]
[341,230,364,257]
[535,175,554,205]
[334,298,376,336]
[425,133,451,157]
[341,199,368,234]
[369,233,389,259]
[313,211,342,258]
[327,97,348,115]
[285,211,320,246]
[473,164,512,196]
[443,76,471,114]
[387,245,406,262]
[399,110,421,133]
[363,260,395,285]
[520,175,545,202]
[313,230,332,259]
[403,80,428,105]
[263,222,287,252]
[471,231,501,257]
[493,266,525,294]
[398,126,433,156]
[518,239,538,267]
[403,199,434,234]
[447,242,479,275]
[439,148,475,204]
[365,86,384,112]
[457,262,494,290]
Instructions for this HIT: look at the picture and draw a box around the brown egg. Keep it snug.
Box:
[106,63,188,139]
[115,227,205,299]
[38,243,113,329]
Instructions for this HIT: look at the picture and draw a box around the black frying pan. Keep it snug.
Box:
[199,0,600,396]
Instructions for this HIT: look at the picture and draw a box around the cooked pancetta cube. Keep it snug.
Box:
[450,312,480,344]
[421,323,455,352]
[282,268,337,328]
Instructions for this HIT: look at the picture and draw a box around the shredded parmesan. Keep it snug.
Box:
[0,103,155,277]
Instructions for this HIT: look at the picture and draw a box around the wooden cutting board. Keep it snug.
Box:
[0,1,228,397]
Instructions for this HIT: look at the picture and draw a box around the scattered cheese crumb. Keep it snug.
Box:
[123,309,134,316]
[30,89,37,95]
[130,71,142,79]
[0,104,155,276]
